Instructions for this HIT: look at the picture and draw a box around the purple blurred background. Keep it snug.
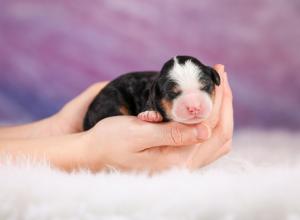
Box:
[0,0,299,130]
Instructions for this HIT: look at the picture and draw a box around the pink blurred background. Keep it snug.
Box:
[0,0,299,130]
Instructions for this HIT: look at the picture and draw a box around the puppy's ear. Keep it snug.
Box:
[160,58,175,75]
[209,68,221,86]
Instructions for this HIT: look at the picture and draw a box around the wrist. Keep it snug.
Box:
[49,131,105,172]
[29,115,69,138]
[78,130,105,171]
[48,113,75,136]
[0,116,63,139]
[0,132,104,172]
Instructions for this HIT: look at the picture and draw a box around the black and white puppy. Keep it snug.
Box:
[83,56,220,130]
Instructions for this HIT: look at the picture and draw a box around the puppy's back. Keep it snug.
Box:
[83,71,159,130]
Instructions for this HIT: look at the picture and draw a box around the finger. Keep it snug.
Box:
[213,64,225,74]
[134,121,211,151]
[205,65,225,128]
[63,82,108,113]
[57,81,109,132]
[186,72,234,169]
[70,82,108,112]
[137,138,222,173]
[205,71,234,151]
[223,72,233,99]
[203,139,232,166]
[73,82,109,106]
[136,144,196,173]
[215,72,234,140]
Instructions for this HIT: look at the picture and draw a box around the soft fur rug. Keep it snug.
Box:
[0,130,300,220]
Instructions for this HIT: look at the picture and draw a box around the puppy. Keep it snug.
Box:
[83,56,220,130]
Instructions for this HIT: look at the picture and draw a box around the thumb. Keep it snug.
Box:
[136,122,211,150]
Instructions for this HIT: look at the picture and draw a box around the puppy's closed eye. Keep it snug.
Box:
[167,91,181,99]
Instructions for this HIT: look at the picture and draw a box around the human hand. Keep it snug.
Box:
[80,65,233,172]
[0,64,232,173]
[81,115,211,172]
[53,82,108,134]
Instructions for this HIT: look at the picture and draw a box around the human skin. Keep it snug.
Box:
[0,64,233,172]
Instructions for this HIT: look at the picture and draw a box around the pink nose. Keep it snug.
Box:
[186,105,203,116]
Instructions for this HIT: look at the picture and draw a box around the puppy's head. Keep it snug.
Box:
[151,56,220,124]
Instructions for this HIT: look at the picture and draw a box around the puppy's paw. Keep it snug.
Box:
[138,111,163,122]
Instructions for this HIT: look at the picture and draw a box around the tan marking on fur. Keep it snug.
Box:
[161,99,173,119]
[119,106,129,115]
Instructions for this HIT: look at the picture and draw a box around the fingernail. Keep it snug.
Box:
[215,64,225,73]
[195,124,211,140]
[220,64,225,71]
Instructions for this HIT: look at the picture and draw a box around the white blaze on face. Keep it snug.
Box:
[170,58,203,91]
[168,57,213,124]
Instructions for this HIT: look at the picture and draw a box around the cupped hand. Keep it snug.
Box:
[53,82,108,134]
[82,115,211,171]
[0,65,232,173]
[80,65,233,172]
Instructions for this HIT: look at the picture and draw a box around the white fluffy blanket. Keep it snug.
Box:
[0,130,300,220]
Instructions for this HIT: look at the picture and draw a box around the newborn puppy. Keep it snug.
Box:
[83,56,220,130]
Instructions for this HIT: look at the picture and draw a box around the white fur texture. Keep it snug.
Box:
[170,57,203,91]
[0,130,300,220]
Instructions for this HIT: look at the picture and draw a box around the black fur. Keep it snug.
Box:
[83,56,220,130]
[83,71,160,130]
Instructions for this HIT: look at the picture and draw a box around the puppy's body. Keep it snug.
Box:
[84,56,220,130]
[83,71,162,130]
